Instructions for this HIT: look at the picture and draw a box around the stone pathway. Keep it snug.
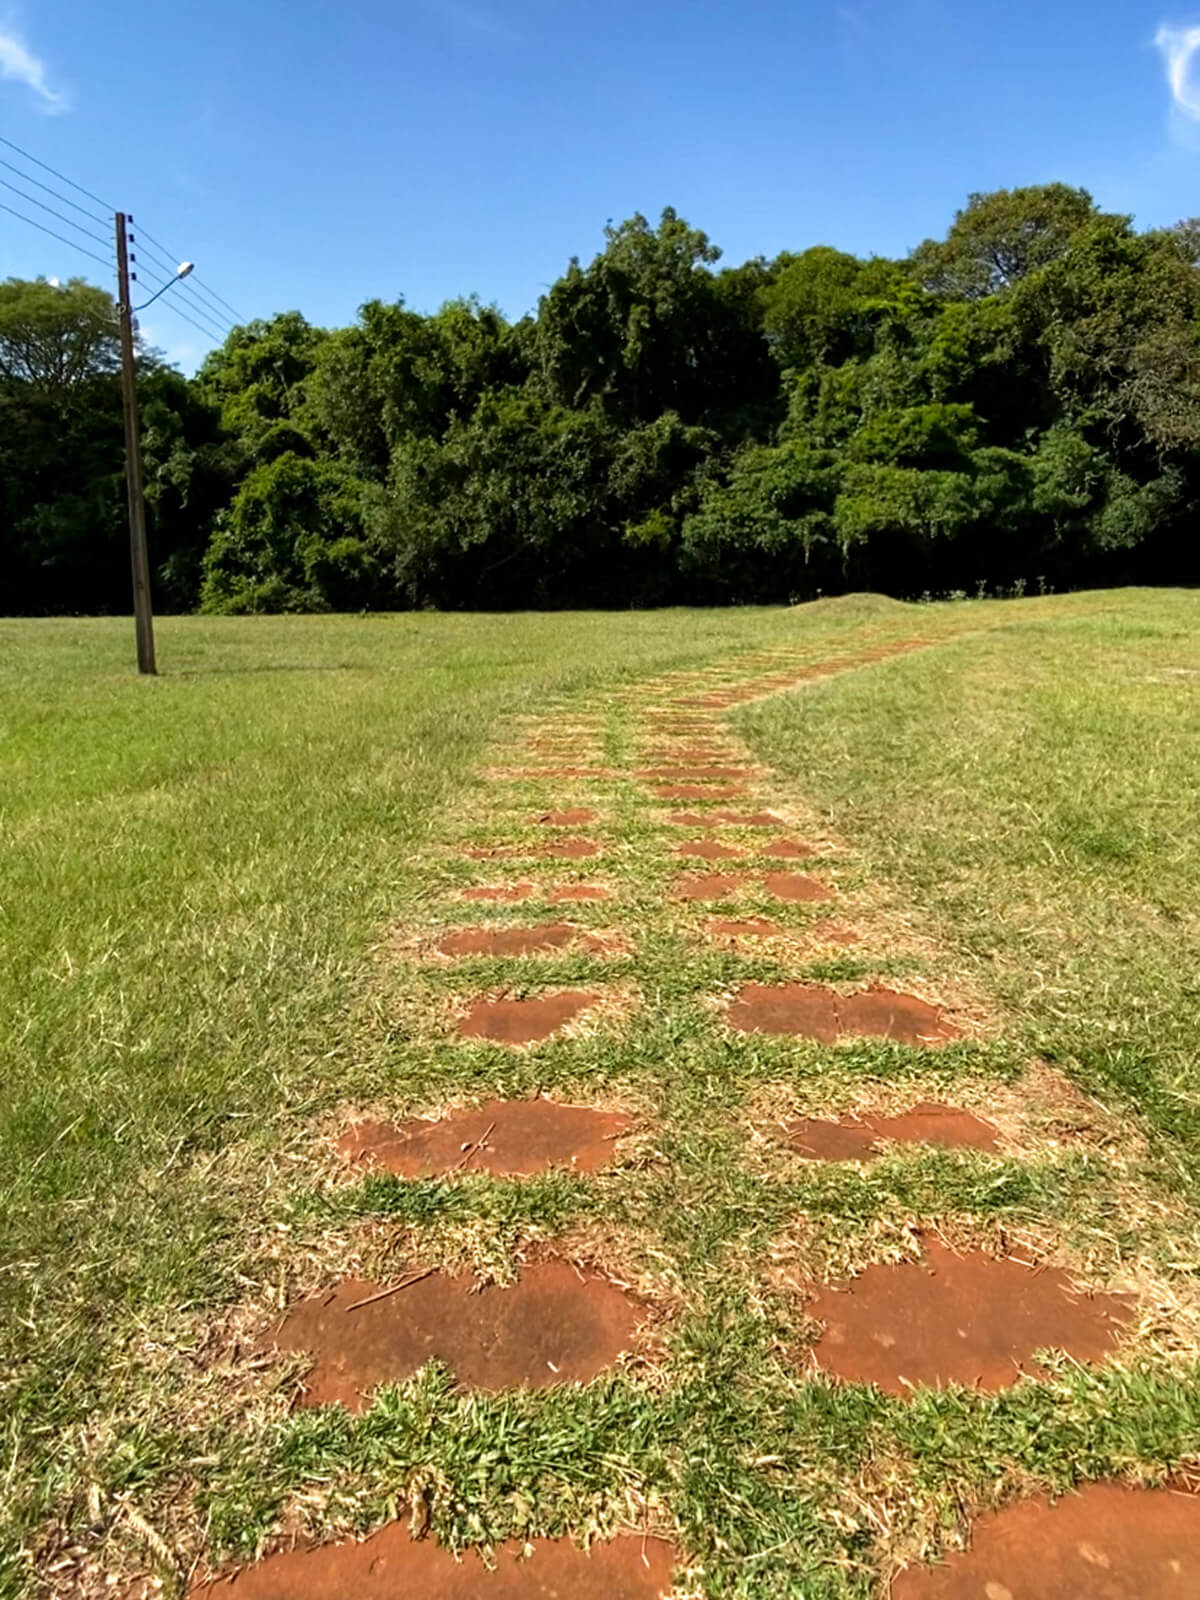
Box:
[193,633,1190,1598]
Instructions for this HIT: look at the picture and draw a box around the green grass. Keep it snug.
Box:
[3,592,1200,1598]
[737,588,1200,1172]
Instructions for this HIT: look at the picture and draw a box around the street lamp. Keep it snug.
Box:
[134,260,195,313]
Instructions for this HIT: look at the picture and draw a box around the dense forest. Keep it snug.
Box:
[4,183,1200,614]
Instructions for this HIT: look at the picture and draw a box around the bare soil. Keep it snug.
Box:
[890,1480,1200,1598]
[726,983,960,1044]
[268,1259,644,1407]
[338,1098,631,1178]
[805,1239,1132,1393]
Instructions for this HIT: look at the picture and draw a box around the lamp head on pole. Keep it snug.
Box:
[177,262,194,279]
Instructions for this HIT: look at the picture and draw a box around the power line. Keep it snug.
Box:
[0,198,112,272]
[0,133,248,332]
[0,175,112,253]
[135,222,247,323]
[139,293,230,348]
[0,132,114,216]
[0,156,109,229]
[187,275,245,326]
[131,226,246,329]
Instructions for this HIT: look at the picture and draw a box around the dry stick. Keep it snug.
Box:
[450,1120,497,1174]
[347,1268,438,1313]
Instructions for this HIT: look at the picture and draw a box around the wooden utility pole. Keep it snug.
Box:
[114,211,157,675]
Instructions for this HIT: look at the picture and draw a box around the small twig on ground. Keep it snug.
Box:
[347,1268,437,1312]
[451,1120,497,1173]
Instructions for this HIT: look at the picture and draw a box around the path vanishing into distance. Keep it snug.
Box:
[33,603,1200,1600]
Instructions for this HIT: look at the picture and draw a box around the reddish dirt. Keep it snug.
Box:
[549,884,612,902]
[806,1239,1132,1393]
[890,1480,1200,1599]
[462,883,536,903]
[759,838,816,859]
[651,783,746,801]
[665,810,783,828]
[675,839,744,860]
[338,1098,631,1177]
[538,838,600,859]
[787,1103,1000,1161]
[675,872,750,901]
[435,923,613,958]
[715,811,786,827]
[644,748,735,763]
[457,990,603,1045]
[639,766,752,779]
[705,916,786,940]
[194,1526,678,1600]
[725,984,960,1044]
[763,872,835,903]
[269,1259,643,1406]
[539,808,598,826]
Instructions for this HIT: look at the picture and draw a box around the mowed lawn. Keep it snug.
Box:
[2,591,1200,1598]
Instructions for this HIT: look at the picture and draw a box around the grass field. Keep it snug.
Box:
[2,590,1200,1597]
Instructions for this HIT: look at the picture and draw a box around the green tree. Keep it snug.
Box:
[911,185,1107,300]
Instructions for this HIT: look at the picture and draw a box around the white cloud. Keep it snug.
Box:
[0,24,67,113]
[1156,23,1200,120]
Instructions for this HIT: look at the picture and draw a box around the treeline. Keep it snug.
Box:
[4,184,1200,614]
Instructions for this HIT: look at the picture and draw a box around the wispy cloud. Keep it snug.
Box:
[0,23,67,113]
[1156,23,1200,120]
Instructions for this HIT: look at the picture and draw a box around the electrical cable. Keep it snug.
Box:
[139,293,230,346]
[0,133,115,213]
[0,175,112,252]
[135,222,247,322]
[0,156,110,228]
[0,135,248,334]
[0,198,112,272]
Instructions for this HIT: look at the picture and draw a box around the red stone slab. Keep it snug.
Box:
[435,923,614,957]
[705,917,786,941]
[758,838,816,860]
[638,766,752,780]
[841,988,959,1042]
[674,873,751,901]
[725,984,959,1044]
[538,808,597,826]
[269,1260,643,1407]
[651,784,746,801]
[806,1240,1131,1393]
[643,749,736,764]
[665,810,783,828]
[538,838,601,860]
[339,1098,631,1177]
[457,990,603,1045]
[675,839,744,861]
[194,1527,678,1600]
[714,811,786,827]
[763,872,834,903]
[890,1481,1200,1599]
[462,883,536,903]
[549,884,612,902]
[786,1103,1000,1161]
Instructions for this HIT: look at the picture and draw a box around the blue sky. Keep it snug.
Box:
[2,0,1199,369]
